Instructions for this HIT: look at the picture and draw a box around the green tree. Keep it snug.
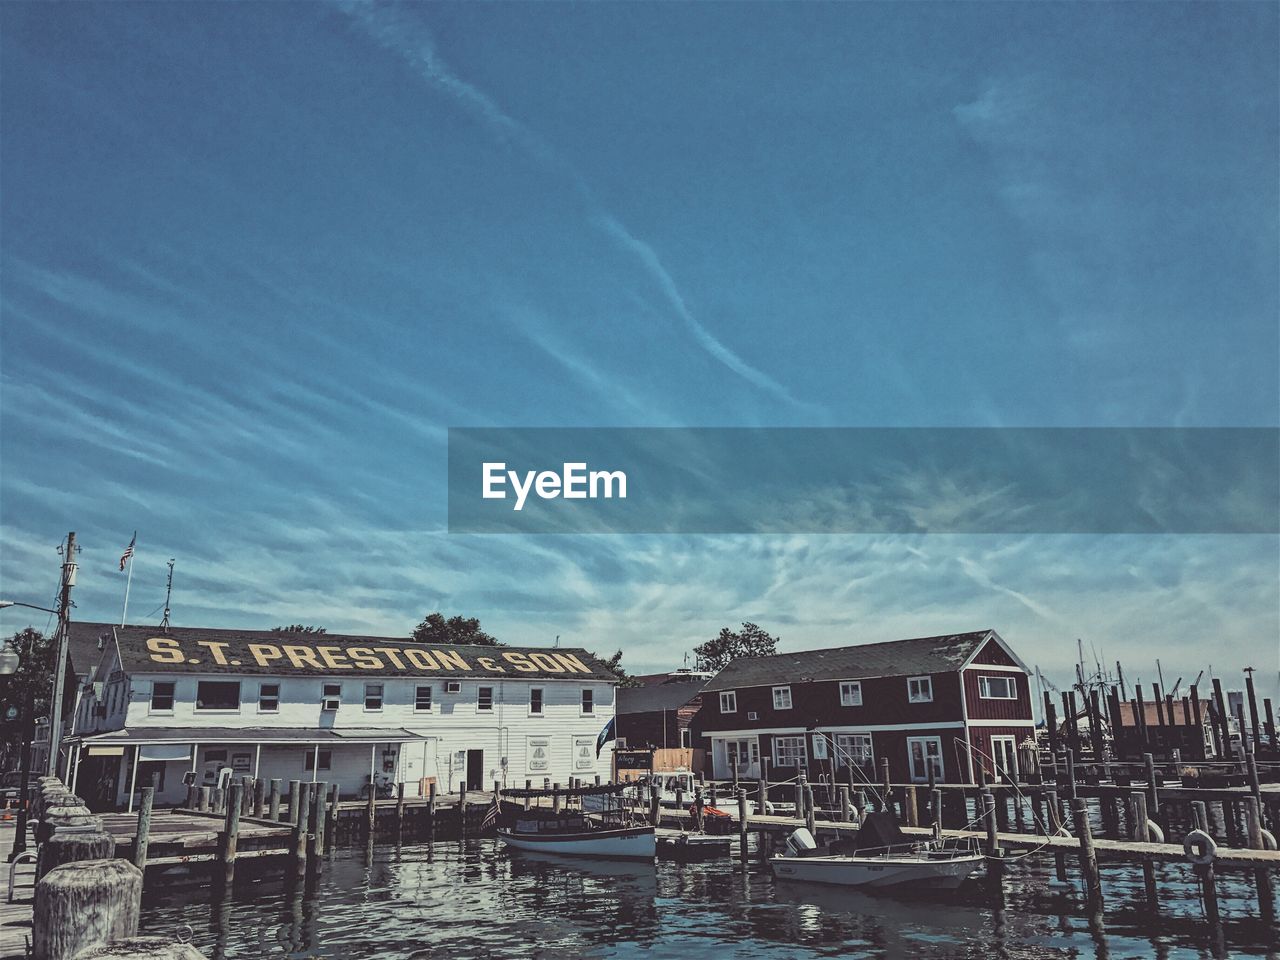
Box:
[412,612,501,646]
[590,649,642,688]
[270,624,327,635]
[0,629,56,771]
[694,622,779,672]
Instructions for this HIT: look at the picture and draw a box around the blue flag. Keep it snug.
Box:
[596,716,616,757]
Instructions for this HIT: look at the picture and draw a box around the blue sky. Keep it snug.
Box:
[2,3,1276,698]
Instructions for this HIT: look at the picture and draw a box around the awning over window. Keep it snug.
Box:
[139,744,193,762]
[86,745,125,757]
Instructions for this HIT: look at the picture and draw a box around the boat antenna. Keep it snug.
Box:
[159,558,175,632]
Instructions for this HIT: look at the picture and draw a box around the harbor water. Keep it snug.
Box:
[138,838,1278,960]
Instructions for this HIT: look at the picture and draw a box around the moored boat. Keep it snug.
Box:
[770,814,984,891]
[497,782,656,861]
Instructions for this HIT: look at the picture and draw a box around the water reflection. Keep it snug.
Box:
[141,839,1277,960]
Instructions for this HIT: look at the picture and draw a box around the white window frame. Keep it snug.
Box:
[258,682,280,713]
[580,688,594,715]
[364,682,384,712]
[414,685,433,712]
[907,735,944,783]
[774,735,807,766]
[194,680,241,713]
[529,687,544,715]
[680,728,692,749]
[978,674,1018,700]
[149,681,175,715]
[835,733,873,767]
[772,686,793,710]
[907,676,934,703]
[839,681,863,707]
[321,682,342,710]
[719,691,737,714]
[478,686,494,712]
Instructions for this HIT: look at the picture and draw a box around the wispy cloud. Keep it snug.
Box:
[333,1,819,419]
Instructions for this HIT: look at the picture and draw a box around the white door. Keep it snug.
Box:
[906,737,944,783]
[724,738,759,778]
[991,736,1018,782]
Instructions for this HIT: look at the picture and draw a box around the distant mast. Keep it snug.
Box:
[160,558,175,632]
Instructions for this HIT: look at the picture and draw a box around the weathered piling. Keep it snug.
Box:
[326,785,338,853]
[737,789,749,861]
[1129,791,1157,905]
[69,936,208,960]
[197,787,211,813]
[904,785,918,828]
[269,779,282,821]
[1045,787,1067,882]
[291,782,310,879]
[838,786,851,824]
[309,782,326,872]
[370,782,380,838]
[803,784,816,835]
[427,781,437,841]
[982,791,1000,857]
[1190,801,1221,930]
[396,782,406,835]
[649,784,660,827]
[1244,796,1275,920]
[33,859,143,960]
[1071,798,1102,907]
[286,780,300,827]
[185,785,198,810]
[219,783,242,885]
[131,787,154,873]
[253,778,265,818]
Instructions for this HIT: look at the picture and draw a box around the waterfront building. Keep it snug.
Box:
[698,629,1034,784]
[63,623,618,811]
[615,669,709,751]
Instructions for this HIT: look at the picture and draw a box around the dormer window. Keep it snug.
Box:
[907,676,933,703]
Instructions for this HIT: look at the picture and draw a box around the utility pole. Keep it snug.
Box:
[47,532,77,777]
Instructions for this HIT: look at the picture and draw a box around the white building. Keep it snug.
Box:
[64,624,618,811]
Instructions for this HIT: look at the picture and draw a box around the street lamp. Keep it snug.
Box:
[0,599,60,860]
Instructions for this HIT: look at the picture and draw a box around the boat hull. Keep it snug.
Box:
[498,825,656,860]
[770,853,983,890]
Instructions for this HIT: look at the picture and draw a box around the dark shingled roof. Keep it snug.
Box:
[69,622,619,682]
[617,679,706,714]
[66,622,115,679]
[703,630,1000,692]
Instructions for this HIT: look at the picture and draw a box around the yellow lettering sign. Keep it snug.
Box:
[248,644,282,667]
[197,640,231,665]
[316,646,352,670]
[347,647,383,669]
[552,653,592,675]
[403,648,439,670]
[283,645,323,669]
[147,637,184,664]
[477,656,505,672]
[502,651,537,672]
[528,652,565,673]
[435,649,470,671]
[374,647,406,670]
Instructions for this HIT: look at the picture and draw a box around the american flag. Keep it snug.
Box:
[481,794,500,832]
[119,533,136,571]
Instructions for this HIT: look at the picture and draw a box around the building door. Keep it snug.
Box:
[991,736,1018,782]
[906,736,944,783]
[466,749,484,791]
[725,738,759,778]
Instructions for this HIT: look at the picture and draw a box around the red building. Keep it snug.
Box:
[698,629,1033,784]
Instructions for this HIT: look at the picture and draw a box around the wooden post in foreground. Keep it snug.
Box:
[220,782,242,885]
[253,777,266,818]
[291,782,310,879]
[132,787,154,874]
[1071,797,1102,908]
[269,779,282,821]
[33,859,143,960]
[1130,791,1157,905]
[1244,796,1275,922]
[286,780,300,828]
[1191,801,1221,930]
[737,788,749,861]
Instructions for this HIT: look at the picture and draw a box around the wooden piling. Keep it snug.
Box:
[1244,796,1275,921]
[694,786,705,832]
[904,785,918,828]
[1071,797,1102,907]
[309,781,326,872]
[253,778,265,818]
[269,779,282,821]
[396,781,406,835]
[185,785,198,810]
[220,782,242,885]
[982,791,1000,857]
[1046,786,1067,882]
[880,758,892,814]
[198,787,211,813]
[838,786,851,824]
[369,781,380,838]
[1191,801,1221,929]
[758,778,768,814]
[291,781,310,879]
[33,859,143,960]
[804,784,816,835]
[648,783,660,827]
[427,781,437,841]
[132,787,154,874]
[737,788,749,861]
[326,784,338,853]
[1143,752,1160,830]
[1130,791,1157,905]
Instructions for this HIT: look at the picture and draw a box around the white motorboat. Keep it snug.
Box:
[498,819,656,860]
[770,814,984,891]
[497,783,656,861]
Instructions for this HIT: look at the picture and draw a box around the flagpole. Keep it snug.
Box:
[121,552,135,626]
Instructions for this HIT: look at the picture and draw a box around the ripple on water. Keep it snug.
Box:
[138,839,1277,960]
